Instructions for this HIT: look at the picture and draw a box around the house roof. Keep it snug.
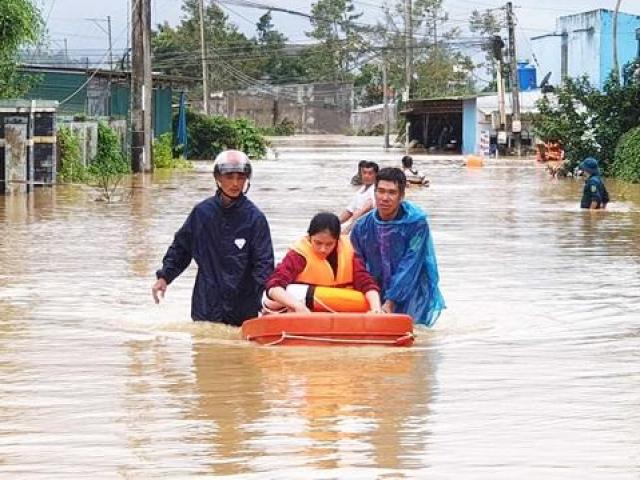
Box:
[19,64,199,86]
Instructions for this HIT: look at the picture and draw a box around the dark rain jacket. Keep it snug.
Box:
[157,191,274,325]
[581,175,609,209]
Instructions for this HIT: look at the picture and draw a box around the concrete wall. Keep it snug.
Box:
[351,104,397,133]
[58,119,128,167]
[210,82,353,134]
[462,99,477,155]
[599,10,640,86]
[530,35,563,86]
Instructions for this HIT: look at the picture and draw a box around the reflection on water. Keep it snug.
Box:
[1,136,639,478]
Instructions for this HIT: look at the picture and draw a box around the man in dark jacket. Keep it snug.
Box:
[152,150,274,326]
[578,157,609,210]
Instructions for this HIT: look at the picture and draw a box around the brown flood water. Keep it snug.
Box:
[1,135,640,479]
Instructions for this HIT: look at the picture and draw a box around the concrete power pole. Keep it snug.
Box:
[131,0,153,172]
[383,60,390,149]
[404,0,412,151]
[506,2,521,156]
[107,16,113,71]
[613,0,622,84]
[199,0,209,115]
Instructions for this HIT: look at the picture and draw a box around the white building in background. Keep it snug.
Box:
[531,9,640,89]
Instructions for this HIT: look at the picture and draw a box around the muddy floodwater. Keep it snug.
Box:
[1,136,639,479]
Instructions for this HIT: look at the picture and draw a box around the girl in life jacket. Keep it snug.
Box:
[263,212,383,314]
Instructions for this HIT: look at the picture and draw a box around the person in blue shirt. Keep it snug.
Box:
[151,150,274,326]
[578,157,609,210]
[350,167,445,326]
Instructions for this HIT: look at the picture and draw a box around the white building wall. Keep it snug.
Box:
[561,11,602,87]
[530,35,562,86]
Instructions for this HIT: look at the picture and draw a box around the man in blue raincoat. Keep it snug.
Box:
[578,157,609,210]
[350,167,445,326]
[152,150,274,326]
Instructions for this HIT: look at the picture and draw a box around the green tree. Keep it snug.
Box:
[152,1,259,90]
[534,72,640,172]
[372,0,475,99]
[0,0,43,98]
[469,9,506,91]
[87,123,131,202]
[306,0,369,81]
[255,11,308,83]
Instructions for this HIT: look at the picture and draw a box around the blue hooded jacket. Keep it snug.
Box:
[350,201,445,326]
[157,191,274,325]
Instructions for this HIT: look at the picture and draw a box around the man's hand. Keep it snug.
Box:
[381,300,395,314]
[152,278,168,304]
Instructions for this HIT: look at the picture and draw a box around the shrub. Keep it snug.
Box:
[87,122,131,202]
[175,110,268,159]
[612,126,640,183]
[232,118,268,158]
[57,126,87,183]
[261,118,296,136]
[153,133,192,170]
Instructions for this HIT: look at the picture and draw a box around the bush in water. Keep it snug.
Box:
[57,126,87,183]
[87,122,131,202]
[153,133,192,170]
[175,110,267,159]
[612,126,640,183]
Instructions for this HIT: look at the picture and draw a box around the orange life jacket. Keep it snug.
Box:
[291,235,354,287]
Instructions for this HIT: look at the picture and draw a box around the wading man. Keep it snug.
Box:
[350,167,445,326]
[152,150,274,325]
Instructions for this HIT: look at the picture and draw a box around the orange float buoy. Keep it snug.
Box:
[466,154,484,168]
[242,312,415,347]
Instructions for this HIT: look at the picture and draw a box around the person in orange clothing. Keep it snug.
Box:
[263,212,382,314]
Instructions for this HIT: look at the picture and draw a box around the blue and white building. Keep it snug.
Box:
[531,9,640,89]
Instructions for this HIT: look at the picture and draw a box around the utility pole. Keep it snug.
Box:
[87,17,114,70]
[64,39,69,66]
[199,0,209,115]
[613,0,622,84]
[131,0,153,172]
[126,0,130,69]
[492,35,506,129]
[506,2,521,156]
[404,0,412,151]
[107,16,113,70]
[383,60,390,149]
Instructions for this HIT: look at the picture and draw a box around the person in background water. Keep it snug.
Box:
[578,157,609,210]
[263,212,382,314]
[350,160,367,186]
[350,167,445,326]
[340,161,378,233]
[151,150,274,326]
[401,155,430,186]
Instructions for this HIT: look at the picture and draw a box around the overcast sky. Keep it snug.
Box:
[40,0,640,67]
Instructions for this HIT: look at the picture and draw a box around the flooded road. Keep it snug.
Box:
[1,135,639,478]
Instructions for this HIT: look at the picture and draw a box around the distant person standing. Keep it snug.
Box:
[578,157,609,210]
[339,161,378,233]
[151,150,274,325]
[350,167,445,326]
[350,160,367,186]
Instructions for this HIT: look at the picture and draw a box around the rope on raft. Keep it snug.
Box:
[260,331,415,346]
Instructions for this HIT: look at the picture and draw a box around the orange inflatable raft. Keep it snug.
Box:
[242,312,415,347]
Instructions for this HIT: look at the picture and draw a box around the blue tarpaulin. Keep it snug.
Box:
[176,91,188,159]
